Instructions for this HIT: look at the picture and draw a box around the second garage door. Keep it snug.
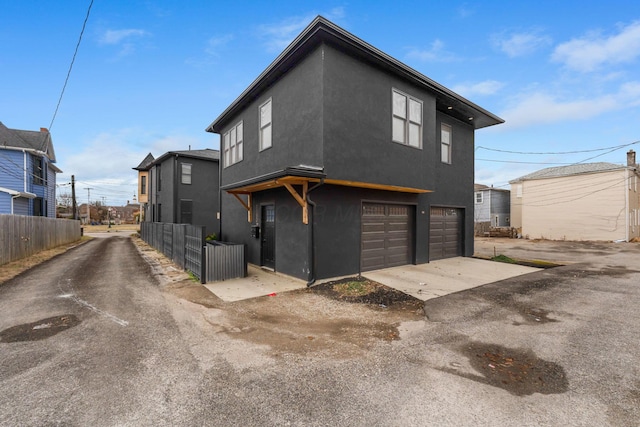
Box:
[361,203,413,272]
[429,207,463,261]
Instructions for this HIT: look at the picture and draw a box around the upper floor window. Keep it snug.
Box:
[141,176,147,195]
[223,121,243,167]
[441,123,452,164]
[32,156,46,185]
[392,89,422,148]
[259,98,272,151]
[515,184,522,198]
[157,165,162,191]
[181,163,192,185]
[475,192,483,204]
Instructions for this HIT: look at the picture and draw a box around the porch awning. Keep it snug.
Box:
[223,166,431,224]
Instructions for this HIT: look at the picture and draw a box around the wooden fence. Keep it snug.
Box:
[0,214,81,266]
[140,222,245,283]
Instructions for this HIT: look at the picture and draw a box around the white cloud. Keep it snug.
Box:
[58,129,206,204]
[257,8,346,53]
[406,39,458,62]
[99,29,149,45]
[493,31,552,57]
[452,80,504,97]
[498,81,640,129]
[205,34,234,56]
[552,21,640,72]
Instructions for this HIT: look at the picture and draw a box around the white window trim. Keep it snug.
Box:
[441,123,452,164]
[259,98,272,152]
[391,88,423,149]
[223,121,243,168]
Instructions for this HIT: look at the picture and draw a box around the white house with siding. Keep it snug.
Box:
[510,151,640,241]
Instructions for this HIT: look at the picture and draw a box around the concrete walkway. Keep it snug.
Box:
[365,257,540,301]
[204,265,307,302]
[204,258,540,302]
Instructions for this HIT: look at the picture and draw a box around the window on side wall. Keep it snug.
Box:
[441,123,452,164]
[223,121,243,167]
[392,89,422,148]
[475,192,483,204]
[141,176,147,195]
[181,163,192,185]
[259,98,272,151]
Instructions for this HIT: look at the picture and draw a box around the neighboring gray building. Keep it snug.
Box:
[474,184,511,227]
[206,17,503,282]
[137,149,220,238]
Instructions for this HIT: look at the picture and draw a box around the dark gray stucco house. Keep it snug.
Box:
[206,17,503,283]
[138,149,220,238]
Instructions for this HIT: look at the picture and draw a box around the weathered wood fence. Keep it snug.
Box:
[0,214,81,266]
[140,222,245,283]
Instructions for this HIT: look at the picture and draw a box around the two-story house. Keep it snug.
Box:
[474,184,511,227]
[206,17,503,283]
[136,149,221,238]
[510,151,640,241]
[0,121,60,217]
[133,153,154,222]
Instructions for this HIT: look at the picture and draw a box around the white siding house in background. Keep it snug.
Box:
[474,184,511,227]
[510,151,640,241]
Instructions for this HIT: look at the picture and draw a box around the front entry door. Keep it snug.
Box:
[261,205,276,269]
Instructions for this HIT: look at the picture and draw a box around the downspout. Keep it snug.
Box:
[23,150,28,192]
[625,169,630,242]
[306,178,325,287]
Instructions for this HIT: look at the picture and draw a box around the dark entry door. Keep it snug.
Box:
[261,205,276,269]
[429,207,463,261]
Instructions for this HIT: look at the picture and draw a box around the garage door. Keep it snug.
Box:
[429,207,463,261]
[361,203,412,271]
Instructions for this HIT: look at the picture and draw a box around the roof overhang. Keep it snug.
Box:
[0,187,37,199]
[223,166,430,224]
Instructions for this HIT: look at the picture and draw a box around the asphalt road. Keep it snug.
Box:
[1,235,639,426]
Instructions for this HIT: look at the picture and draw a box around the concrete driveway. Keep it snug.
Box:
[365,257,539,301]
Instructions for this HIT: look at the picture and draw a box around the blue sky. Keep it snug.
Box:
[2,1,640,205]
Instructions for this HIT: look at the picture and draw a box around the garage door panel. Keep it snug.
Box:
[429,207,463,261]
[362,203,413,272]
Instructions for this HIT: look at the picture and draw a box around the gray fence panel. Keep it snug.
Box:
[162,224,173,260]
[205,242,246,282]
[185,224,205,283]
[0,215,81,266]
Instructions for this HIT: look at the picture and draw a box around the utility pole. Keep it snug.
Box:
[84,187,93,225]
[71,175,77,220]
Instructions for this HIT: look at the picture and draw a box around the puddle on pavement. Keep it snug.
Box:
[0,314,81,343]
[445,341,568,396]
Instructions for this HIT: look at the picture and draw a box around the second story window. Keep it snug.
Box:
[441,123,452,164]
[259,98,272,151]
[141,176,147,194]
[475,192,483,204]
[32,156,46,185]
[181,163,192,184]
[157,165,162,191]
[392,89,422,148]
[223,121,243,167]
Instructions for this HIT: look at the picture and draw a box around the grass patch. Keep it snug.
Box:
[333,279,377,297]
[491,254,517,264]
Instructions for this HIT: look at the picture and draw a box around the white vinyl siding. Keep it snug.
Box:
[223,121,243,167]
[441,123,452,164]
[259,98,272,151]
[392,89,422,148]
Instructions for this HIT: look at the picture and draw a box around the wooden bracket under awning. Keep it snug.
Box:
[225,175,431,224]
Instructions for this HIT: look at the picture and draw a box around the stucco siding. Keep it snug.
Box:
[521,170,627,241]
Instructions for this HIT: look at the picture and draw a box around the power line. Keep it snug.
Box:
[48,0,94,131]
[476,140,640,155]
